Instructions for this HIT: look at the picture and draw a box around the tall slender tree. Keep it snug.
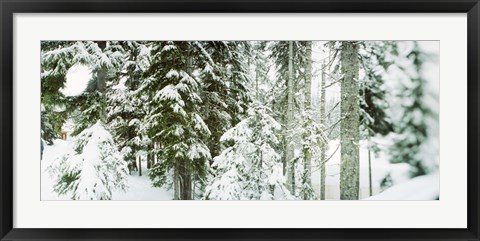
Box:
[286,41,296,194]
[319,62,328,200]
[303,42,313,195]
[339,41,360,200]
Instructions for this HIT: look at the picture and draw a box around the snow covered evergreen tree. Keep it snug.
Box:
[204,104,293,200]
[142,41,211,200]
[41,40,439,201]
[295,112,327,199]
[106,41,150,174]
[49,121,128,200]
[389,42,439,177]
[358,41,397,195]
[41,41,82,144]
[249,41,271,102]
[269,41,308,194]
[71,41,125,135]
[358,41,396,139]
[41,104,56,144]
[197,41,251,160]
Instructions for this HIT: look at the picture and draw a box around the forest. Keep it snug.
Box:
[40,41,439,200]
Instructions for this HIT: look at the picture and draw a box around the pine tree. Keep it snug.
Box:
[106,41,150,174]
[250,41,271,103]
[296,111,327,199]
[71,41,125,135]
[142,41,211,200]
[204,104,292,200]
[358,41,395,138]
[358,41,396,195]
[197,41,251,161]
[41,105,57,144]
[389,42,438,177]
[270,41,312,193]
[41,41,87,107]
[42,41,129,200]
[41,41,83,144]
[48,121,128,200]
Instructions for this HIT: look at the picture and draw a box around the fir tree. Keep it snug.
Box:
[197,41,251,160]
[142,41,211,200]
[358,41,396,195]
[269,41,308,193]
[204,104,293,200]
[106,41,150,174]
[358,41,396,139]
[48,121,128,200]
[71,41,125,135]
[295,111,327,199]
[389,42,438,177]
[41,41,81,144]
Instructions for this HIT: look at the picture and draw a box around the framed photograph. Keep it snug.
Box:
[1,0,479,240]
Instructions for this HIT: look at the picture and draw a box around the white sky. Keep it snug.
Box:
[60,64,91,97]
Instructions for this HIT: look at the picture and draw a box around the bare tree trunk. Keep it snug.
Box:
[320,62,327,200]
[339,42,360,200]
[286,41,296,195]
[303,41,313,199]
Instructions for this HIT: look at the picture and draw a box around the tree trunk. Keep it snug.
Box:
[147,149,152,169]
[339,42,360,200]
[286,41,296,195]
[303,41,313,199]
[179,160,192,200]
[174,161,180,200]
[94,41,107,93]
[138,155,142,177]
[176,43,194,200]
[368,149,372,196]
[282,133,287,175]
[94,41,108,123]
[320,62,327,200]
[255,55,259,99]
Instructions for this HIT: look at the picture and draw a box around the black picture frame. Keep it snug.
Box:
[1,0,479,240]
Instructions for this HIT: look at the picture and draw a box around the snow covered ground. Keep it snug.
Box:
[41,139,173,200]
[310,139,412,200]
[365,172,439,200]
[42,138,436,201]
